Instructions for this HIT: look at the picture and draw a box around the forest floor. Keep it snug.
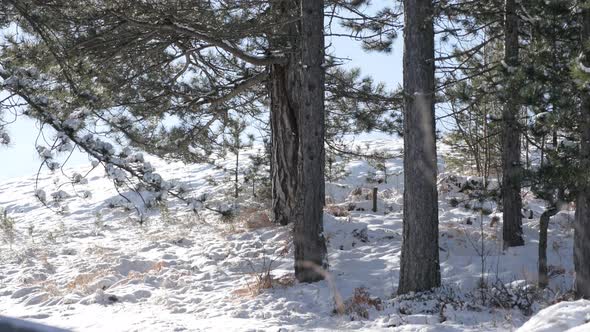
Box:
[0,138,588,331]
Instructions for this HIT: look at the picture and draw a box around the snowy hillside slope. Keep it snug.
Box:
[517,300,590,332]
[0,138,583,331]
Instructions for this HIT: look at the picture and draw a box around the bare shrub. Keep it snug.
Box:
[125,261,167,281]
[485,280,541,316]
[325,204,350,217]
[243,210,273,230]
[221,207,274,234]
[340,287,383,320]
[233,255,278,297]
[347,187,374,201]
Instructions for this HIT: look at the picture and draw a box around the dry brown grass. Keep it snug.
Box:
[232,275,272,298]
[66,270,109,292]
[84,244,118,256]
[232,273,296,298]
[231,286,254,298]
[325,204,350,217]
[277,237,292,257]
[340,287,383,319]
[124,260,167,282]
[348,187,373,201]
[243,209,273,230]
[42,281,63,297]
[220,207,275,235]
[274,273,296,287]
[232,252,295,298]
[39,253,55,274]
[150,261,166,273]
[66,260,166,293]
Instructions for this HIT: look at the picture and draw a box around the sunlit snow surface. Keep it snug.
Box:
[0,139,582,331]
[517,300,590,332]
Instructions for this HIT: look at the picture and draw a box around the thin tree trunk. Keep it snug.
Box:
[540,135,545,168]
[501,0,524,249]
[293,0,328,282]
[270,0,300,226]
[398,0,441,294]
[575,6,590,300]
[538,205,557,289]
[234,149,239,198]
[523,108,530,171]
[525,129,530,170]
[484,107,490,180]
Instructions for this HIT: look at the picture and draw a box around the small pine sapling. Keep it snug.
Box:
[0,208,16,249]
[325,148,350,183]
[244,148,270,200]
[224,119,253,199]
[27,224,35,243]
[367,151,394,184]
[93,212,104,235]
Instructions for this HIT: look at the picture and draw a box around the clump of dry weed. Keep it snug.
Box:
[339,287,383,320]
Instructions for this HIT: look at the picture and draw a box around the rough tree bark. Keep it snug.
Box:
[575,5,590,300]
[398,0,441,294]
[501,0,524,249]
[293,0,328,282]
[538,205,557,289]
[270,0,300,226]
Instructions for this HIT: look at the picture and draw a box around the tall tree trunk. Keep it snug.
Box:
[398,0,441,294]
[501,0,524,249]
[575,6,590,300]
[269,0,327,282]
[270,63,300,225]
[270,0,300,226]
[293,0,328,282]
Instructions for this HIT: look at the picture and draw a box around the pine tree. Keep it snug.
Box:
[269,0,300,227]
[500,0,525,249]
[398,0,441,294]
[575,0,590,300]
[2,0,400,283]
[292,0,328,282]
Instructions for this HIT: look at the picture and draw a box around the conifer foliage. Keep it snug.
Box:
[2,0,590,300]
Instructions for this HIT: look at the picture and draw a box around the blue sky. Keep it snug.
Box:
[0,32,403,181]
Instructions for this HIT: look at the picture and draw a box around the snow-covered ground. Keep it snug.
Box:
[517,300,590,332]
[0,138,584,331]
